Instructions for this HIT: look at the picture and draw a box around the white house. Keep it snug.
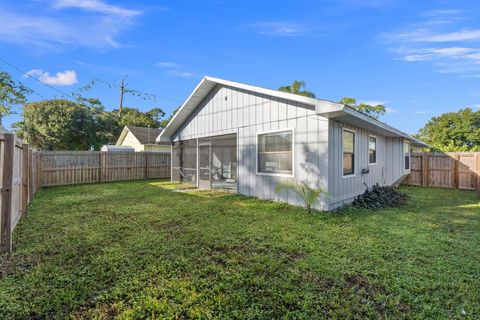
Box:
[157,76,428,210]
[116,125,170,152]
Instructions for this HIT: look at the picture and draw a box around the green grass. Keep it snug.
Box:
[1,180,479,319]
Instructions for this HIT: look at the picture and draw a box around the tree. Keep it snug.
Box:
[14,99,115,150]
[415,108,480,152]
[160,106,181,128]
[115,107,164,128]
[0,71,31,116]
[340,97,386,119]
[278,81,316,98]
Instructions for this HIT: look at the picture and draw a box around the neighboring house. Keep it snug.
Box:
[116,125,170,152]
[157,76,428,210]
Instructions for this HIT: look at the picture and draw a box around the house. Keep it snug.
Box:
[116,125,170,152]
[157,76,428,210]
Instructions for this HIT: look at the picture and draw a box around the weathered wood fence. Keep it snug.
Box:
[40,151,171,186]
[1,133,40,253]
[404,152,480,192]
[1,133,171,253]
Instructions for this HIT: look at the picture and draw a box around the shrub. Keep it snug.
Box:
[353,183,408,209]
[275,181,328,213]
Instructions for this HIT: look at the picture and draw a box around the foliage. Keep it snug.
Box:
[278,80,316,98]
[415,108,480,152]
[14,99,166,150]
[340,97,386,119]
[160,105,181,128]
[353,183,409,209]
[14,99,115,150]
[1,181,479,318]
[114,107,163,128]
[0,70,32,115]
[275,180,328,213]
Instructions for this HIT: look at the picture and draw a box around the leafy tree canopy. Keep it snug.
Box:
[160,106,181,128]
[415,108,480,152]
[278,81,316,98]
[0,70,31,115]
[340,97,386,119]
[14,99,167,150]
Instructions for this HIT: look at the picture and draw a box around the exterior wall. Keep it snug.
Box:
[172,84,330,210]
[327,120,409,210]
[385,137,409,184]
[119,131,143,151]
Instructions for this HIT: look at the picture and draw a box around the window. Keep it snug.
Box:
[369,136,377,164]
[404,141,410,171]
[343,129,355,176]
[257,130,293,175]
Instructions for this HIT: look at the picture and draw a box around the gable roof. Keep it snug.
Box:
[117,125,167,146]
[157,76,429,148]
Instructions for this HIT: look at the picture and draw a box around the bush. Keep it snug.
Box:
[275,181,329,213]
[353,183,408,209]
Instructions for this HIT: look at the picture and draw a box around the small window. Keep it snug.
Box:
[404,141,410,170]
[369,136,377,164]
[343,129,355,176]
[257,130,293,175]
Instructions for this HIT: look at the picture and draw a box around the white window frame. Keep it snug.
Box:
[368,135,377,165]
[256,128,295,177]
[403,140,411,172]
[342,128,356,178]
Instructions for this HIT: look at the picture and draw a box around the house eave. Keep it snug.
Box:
[316,104,430,148]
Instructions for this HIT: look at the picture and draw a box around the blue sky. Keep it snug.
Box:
[1,0,479,134]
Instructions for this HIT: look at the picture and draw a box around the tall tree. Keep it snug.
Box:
[340,97,386,119]
[278,81,316,98]
[415,108,480,152]
[0,71,31,116]
[160,106,181,128]
[115,107,160,128]
[14,99,115,150]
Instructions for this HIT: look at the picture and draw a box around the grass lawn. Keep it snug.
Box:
[1,180,479,319]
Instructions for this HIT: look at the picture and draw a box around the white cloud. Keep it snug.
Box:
[156,61,179,68]
[249,22,307,37]
[413,29,480,42]
[414,111,430,115]
[0,1,142,50]
[26,69,78,86]
[52,0,141,17]
[167,70,197,78]
[384,8,480,76]
[385,107,397,113]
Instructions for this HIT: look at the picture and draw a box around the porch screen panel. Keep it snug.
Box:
[172,139,197,184]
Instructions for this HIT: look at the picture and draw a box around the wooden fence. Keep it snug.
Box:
[39,151,171,186]
[0,133,40,253]
[1,134,171,253]
[404,152,480,192]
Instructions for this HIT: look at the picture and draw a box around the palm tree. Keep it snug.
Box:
[278,80,316,98]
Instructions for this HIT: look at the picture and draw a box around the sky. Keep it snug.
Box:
[0,0,479,134]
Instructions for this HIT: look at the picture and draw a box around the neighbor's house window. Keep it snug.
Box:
[369,136,377,164]
[404,141,410,171]
[257,130,293,175]
[343,129,355,176]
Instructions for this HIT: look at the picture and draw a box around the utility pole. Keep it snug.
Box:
[119,77,125,119]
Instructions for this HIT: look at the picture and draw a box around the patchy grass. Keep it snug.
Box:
[0,180,479,319]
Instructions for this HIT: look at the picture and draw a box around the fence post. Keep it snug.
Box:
[36,152,41,192]
[100,152,106,182]
[1,134,15,253]
[145,152,149,179]
[21,144,29,217]
[453,154,459,189]
[475,153,480,196]
[28,149,34,202]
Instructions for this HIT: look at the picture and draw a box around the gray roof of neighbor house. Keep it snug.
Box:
[118,125,169,145]
[158,76,429,148]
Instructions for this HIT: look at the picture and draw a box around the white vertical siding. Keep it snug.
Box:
[172,84,330,210]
